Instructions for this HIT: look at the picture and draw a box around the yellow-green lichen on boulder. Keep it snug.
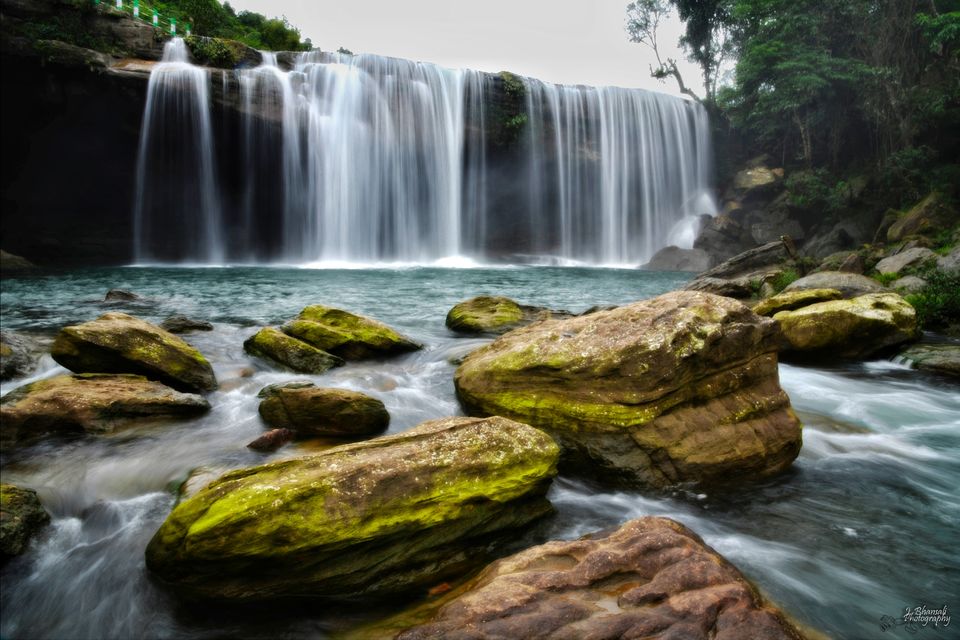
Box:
[774,293,919,359]
[1,484,50,562]
[281,305,421,360]
[257,383,389,436]
[0,374,210,447]
[887,192,958,242]
[50,312,217,393]
[454,290,802,488]
[752,289,843,317]
[445,296,570,335]
[243,327,343,374]
[145,415,559,601]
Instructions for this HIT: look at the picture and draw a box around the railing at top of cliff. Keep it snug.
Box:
[91,0,191,37]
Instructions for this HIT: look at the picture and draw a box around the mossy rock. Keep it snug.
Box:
[887,192,959,243]
[51,312,217,393]
[0,331,37,381]
[445,296,570,335]
[145,416,559,601]
[454,291,802,488]
[896,343,960,377]
[0,374,210,447]
[258,384,389,437]
[782,271,887,299]
[281,305,421,360]
[244,327,343,374]
[1,484,50,562]
[774,293,919,359]
[752,289,843,317]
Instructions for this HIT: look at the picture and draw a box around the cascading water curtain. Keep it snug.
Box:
[134,47,715,265]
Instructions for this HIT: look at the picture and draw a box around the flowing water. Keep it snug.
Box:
[1,267,957,639]
[133,43,715,265]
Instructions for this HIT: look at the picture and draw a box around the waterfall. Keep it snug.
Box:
[133,38,222,263]
[133,45,716,265]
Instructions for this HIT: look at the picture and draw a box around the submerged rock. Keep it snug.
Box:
[394,517,807,640]
[104,289,141,302]
[282,305,421,360]
[782,271,887,298]
[446,296,571,335]
[246,428,296,452]
[51,312,217,393]
[0,374,210,447]
[160,315,214,334]
[775,293,918,359]
[896,344,960,378]
[454,290,802,487]
[258,384,389,437]
[0,331,38,380]
[752,289,843,317]
[0,484,50,562]
[145,416,559,600]
[0,250,37,273]
[244,327,344,374]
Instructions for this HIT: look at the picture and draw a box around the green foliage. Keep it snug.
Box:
[184,36,239,68]
[490,72,528,147]
[784,169,849,215]
[770,268,799,293]
[500,71,526,101]
[873,272,899,286]
[337,47,354,56]
[905,269,960,330]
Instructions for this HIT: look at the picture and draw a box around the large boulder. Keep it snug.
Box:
[244,327,344,374]
[938,246,960,273]
[0,331,37,380]
[454,291,802,487]
[0,249,36,273]
[641,246,713,272]
[145,416,560,600]
[446,296,571,335]
[887,192,959,243]
[394,517,806,640]
[685,240,796,299]
[1,484,50,562]
[874,247,938,276]
[693,215,755,265]
[51,313,217,393]
[783,271,887,298]
[0,374,210,447]
[752,289,843,317]
[282,305,421,360]
[775,293,918,359]
[257,383,389,437]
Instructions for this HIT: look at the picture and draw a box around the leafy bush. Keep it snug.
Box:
[185,36,239,68]
[785,170,847,215]
[770,268,800,293]
[874,272,899,286]
[905,269,960,331]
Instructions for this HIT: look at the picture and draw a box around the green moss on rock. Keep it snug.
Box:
[774,292,919,358]
[50,312,217,393]
[454,291,802,488]
[244,327,343,374]
[752,289,843,316]
[257,384,389,437]
[1,484,50,562]
[145,416,559,600]
[281,305,421,360]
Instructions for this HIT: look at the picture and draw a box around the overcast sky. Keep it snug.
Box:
[226,0,701,95]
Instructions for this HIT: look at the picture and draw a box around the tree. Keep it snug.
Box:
[626,0,733,104]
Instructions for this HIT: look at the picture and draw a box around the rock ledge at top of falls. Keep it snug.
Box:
[50,312,217,393]
[0,374,210,447]
[145,416,559,601]
[1,483,50,562]
[281,305,422,360]
[446,296,573,335]
[454,290,802,488]
[385,517,808,640]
